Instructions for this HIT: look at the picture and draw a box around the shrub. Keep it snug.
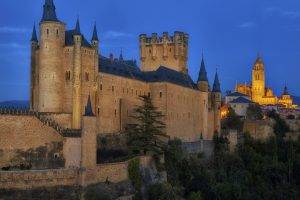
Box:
[147,183,177,200]
[187,191,203,200]
[84,187,112,200]
[128,158,142,191]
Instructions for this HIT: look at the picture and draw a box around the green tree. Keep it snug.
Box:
[125,95,167,155]
[221,107,243,131]
[246,103,263,120]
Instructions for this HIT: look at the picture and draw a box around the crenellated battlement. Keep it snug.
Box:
[139,31,189,45]
[139,31,189,73]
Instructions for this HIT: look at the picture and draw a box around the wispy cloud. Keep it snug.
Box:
[266,7,300,19]
[103,31,133,39]
[238,22,255,29]
[0,43,27,49]
[0,26,30,34]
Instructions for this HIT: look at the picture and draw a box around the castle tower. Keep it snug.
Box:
[139,32,189,73]
[81,95,97,169]
[197,55,209,92]
[30,24,39,111]
[72,18,83,129]
[212,71,221,133]
[38,0,65,112]
[251,55,265,103]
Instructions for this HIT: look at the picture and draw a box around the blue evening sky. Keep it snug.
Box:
[0,0,299,101]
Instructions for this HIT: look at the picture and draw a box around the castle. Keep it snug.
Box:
[236,55,296,109]
[0,0,222,191]
[30,0,221,141]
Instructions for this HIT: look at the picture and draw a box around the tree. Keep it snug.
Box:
[125,95,168,155]
[221,107,243,131]
[246,103,263,120]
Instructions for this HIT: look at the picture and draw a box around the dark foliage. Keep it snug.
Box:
[163,133,300,200]
[246,103,264,120]
[221,107,243,131]
[125,95,168,155]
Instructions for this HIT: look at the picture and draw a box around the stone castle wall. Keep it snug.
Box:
[0,115,63,168]
[0,169,78,189]
[0,156,152,190]
[243,119,274,140]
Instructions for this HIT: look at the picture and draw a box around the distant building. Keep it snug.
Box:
[236,55,297,109]
[224,92,253,117]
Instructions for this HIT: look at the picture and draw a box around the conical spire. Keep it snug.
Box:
[212,70,221,93]
[74,18,81,35]
[41,0,59,22]
[283,85,289,95]
[92,23,98,41]
[84,95,95,116]
[119,48,124,62]
[197,54,208,82]
[31,24,38,42]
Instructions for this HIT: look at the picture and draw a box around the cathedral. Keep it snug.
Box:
[29,0,221,142]
[236,55,296,109]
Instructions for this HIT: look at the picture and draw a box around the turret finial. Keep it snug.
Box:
[212,69,221,93]
[197,53,208,82]
[31,23,38,42]
[119,48,124,62]
[84,95,95,116]
[41,0,59,22]
[92,22,99,41]
[74,17,81,35]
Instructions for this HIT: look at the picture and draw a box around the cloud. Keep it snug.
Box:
[103,31,133,39]
[0,26,31,34]
[238,22,255,29]
[0,43,27,49]
[266,7,300,19]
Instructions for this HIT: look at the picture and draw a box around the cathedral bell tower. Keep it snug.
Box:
[251,55,265,103]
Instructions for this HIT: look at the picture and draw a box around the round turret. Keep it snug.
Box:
[38,0,65,112]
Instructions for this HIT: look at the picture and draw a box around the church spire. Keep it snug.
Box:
[119,48,124,62]
[84,95,95,116]
[92,23,98,41]
[212,70,221,93]
[197,54,208,82]
[41,0,59,22]
[30,24,38,42]
[74,17,81,35]
[283,85,289,95]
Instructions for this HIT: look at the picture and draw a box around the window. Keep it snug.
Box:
[115,109,117,117]
[148,92,151,97]
[159,92,162,98]
[112,86,115,92]
[46,29,49,36]
[65,71,71,81]
[100,84,102,91]
[56,29,59,37]
[97,108,100,115]
[85,72,89,81]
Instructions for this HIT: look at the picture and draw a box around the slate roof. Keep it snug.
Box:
[212,72,221,92]
[227,92,248,97]
[230,97,253,104]
[99,56,198,90]
[41,0,59,22]
[65,30,92,48]
[197,57,208,82]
